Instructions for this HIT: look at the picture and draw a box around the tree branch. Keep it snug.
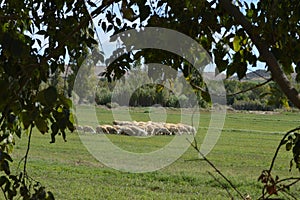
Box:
[207,171,235,199]
[190,81,207,93]
[227,78,272,96]
[90,0,116,18]
[191,78,272,98]
[219,0,300,109]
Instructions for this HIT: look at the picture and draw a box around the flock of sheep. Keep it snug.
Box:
[75,120,196,136]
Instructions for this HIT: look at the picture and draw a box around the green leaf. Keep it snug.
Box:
[201,91,211,102]
[46,191,55,200]
[246,9,254,18]
[50,123,59,143]
[286,142,292,151]
[15,128,21,138]
[233,36,241,52]
[0,176,7,187]
[237,62,247,80]
[36,30,47,35]
[1,160,10,175]
[61,130,67,142]
[86,0,97,7]
[44,86,58,106]
[20,111,32,130]
[101,22,106,32]
[1,152,13,162]
[280,139,288,146]
[35,117,48,134]
[116,18,121,26]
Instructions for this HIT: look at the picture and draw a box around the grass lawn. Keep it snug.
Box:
[7,107,300,199]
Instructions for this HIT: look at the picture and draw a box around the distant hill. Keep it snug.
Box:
[230,69,271,81]
[245,69,270,80]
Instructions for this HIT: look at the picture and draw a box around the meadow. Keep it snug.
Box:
[7,107,300,199]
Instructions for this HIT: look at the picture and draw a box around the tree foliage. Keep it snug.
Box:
[0,0,97,198]
[95,0,300,108]
[1,0,300,198]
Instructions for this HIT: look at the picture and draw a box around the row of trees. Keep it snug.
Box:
[70,63,289,111]
[94,78,292,111]
[94,66,208,108]
[225,80,291,111]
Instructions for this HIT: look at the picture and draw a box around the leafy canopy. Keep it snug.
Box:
[0,0,97,198]
[1,0,300,198]
[95,0,300,108]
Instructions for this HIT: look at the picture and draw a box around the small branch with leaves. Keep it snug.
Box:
[258,127,300,199]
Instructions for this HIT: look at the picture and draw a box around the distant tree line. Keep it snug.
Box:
[94,77,297,111]
[224,79,292,111]
[60,60,295,111]
[64,62,296,111]
[94,68,208,108]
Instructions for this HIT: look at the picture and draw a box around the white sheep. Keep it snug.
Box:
[127,125,148,136]
[74,125,84,132]
[113,120,133,126]
[83,125,96,134]
[117,126,134,136]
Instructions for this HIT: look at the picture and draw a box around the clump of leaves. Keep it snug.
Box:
[282,132,300,171]
[258,170,279,196]
[258,128,300,199]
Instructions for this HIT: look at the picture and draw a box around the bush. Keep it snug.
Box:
[95,88,112,105]
[166,95,180,108]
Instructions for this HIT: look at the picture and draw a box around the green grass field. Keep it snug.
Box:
[8,107,300,199]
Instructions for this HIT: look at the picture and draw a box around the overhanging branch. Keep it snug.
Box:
[219,0,300,108]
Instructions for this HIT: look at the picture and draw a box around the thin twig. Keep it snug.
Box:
[280,189,298,200]
[23,124,34,177]
[280,178,300,192]
[227,78,272,96]
[186,137,245,199]
[190,78,272,97]
[261,177,300,199]
[258,127,300,200]
[269,127,300,173]
[207,171,235,199]
[190,82,207,93]
[90,0,115,18]
[247,68,270,81]
[276,177,300,185]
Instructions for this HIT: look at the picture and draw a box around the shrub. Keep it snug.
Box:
[95,88,112,105]
[166,95,180,108]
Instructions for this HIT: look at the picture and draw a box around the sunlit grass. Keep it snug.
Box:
[7,107,300,199]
